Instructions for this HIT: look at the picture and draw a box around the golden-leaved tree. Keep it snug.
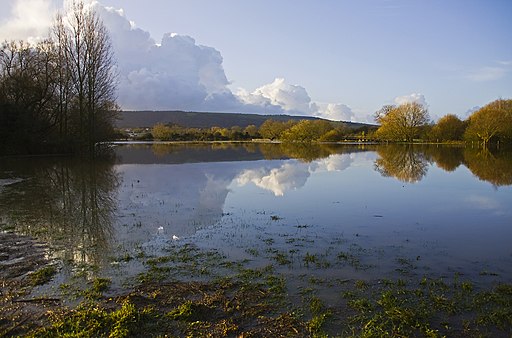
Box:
[374,102,430,142]
[430,114,466,141]
[464,99,512,147]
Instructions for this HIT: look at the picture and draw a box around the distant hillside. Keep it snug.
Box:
[116,110,372,129]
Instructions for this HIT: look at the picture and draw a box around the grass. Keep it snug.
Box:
[342,277,512,337]
[27,299,159,338]
[3,237,512,337]
[25,268,307,337]
[29,265,57,286]
[82,277,112,300]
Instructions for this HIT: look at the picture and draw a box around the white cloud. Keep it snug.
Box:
[250,78,314,113]
[0,1,359,121]
[236,78,317,116]
[95,5,236,111]
[394,93,428,107]
[315,103,355,121]
[466,60,512,82]
[498,60,512,66]
[237,78,356,120]
[0,0,56,44]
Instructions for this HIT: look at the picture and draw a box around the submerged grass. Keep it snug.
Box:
[29,265,57,286]
[342,277,512,337]
[3,239,512,337]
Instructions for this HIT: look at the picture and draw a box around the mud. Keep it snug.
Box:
[0,232,59,337]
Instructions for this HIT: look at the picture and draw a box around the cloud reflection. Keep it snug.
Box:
[237,162,310,196]
[465,195,503,214]
[237,154,354,196]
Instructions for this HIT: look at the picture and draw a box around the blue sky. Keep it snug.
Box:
[1,0,511,122]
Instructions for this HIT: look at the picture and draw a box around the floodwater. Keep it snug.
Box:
[1,143,511,296]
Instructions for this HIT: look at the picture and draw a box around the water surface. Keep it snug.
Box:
[1,143,511,296]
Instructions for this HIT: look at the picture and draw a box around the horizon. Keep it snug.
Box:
[1,0,511,123]
[118,109,377,125]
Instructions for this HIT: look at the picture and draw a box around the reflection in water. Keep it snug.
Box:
[424,146,464,172]
[259,143,349,162]
[373,145,512,187]
[0,156,119,271]
[463,147,512,187]
[149,142,264,162]
[464,194,503,214]
[1,143,511,288]
[236,153,356,196]
[374,145,429,183]
[237,162,311,196]
[141,142,371,164]
[114,163,241,249]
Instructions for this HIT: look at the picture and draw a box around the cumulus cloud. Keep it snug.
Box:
[315,103,355,121]
[0,0,56,44]
[394,93,428,107]
[98,6,351,116]
[237,78,315,114]
[0,0,358,121]
[236,78,356,121]
[94,5,238,111]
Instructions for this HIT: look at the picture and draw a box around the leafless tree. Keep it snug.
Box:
[56,0,118,154]
[0,1,118,155]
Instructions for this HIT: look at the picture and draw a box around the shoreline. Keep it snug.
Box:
[1,229,511,337]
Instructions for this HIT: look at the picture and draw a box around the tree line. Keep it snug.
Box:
[146,98,512,148]
[374,99,512,147]
[1,1,508,154]
[146,119,372,143]
[0,1,117,156]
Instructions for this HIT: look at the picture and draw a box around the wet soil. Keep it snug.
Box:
[0,232,60,337]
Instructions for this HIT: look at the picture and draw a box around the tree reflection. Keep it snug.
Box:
[0,155,119,271]
[374,144,512,186]
[148,142,374,164]
[374,145,429,183]
[423,146,464,172]
[463,147,512,187]
[259,143,373,162]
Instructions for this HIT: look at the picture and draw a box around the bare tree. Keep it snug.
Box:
[0,40,59,152]
[52,13,73,141]
[57,1,118,154]
[0,1,118,155]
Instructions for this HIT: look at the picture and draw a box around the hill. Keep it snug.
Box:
[116,110,372,129]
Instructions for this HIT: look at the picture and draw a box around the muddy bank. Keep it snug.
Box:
[0,232,60,337]
[0,235,511,337]
[0,232,52,281]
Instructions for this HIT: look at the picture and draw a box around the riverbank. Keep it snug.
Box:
[1,231,511,337]
[1,143,511,337]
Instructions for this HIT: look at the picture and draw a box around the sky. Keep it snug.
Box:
[1,0,511,122]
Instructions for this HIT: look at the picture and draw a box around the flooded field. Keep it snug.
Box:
[1,143,511,336]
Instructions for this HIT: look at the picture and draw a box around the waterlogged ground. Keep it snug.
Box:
[1,143,511,336]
